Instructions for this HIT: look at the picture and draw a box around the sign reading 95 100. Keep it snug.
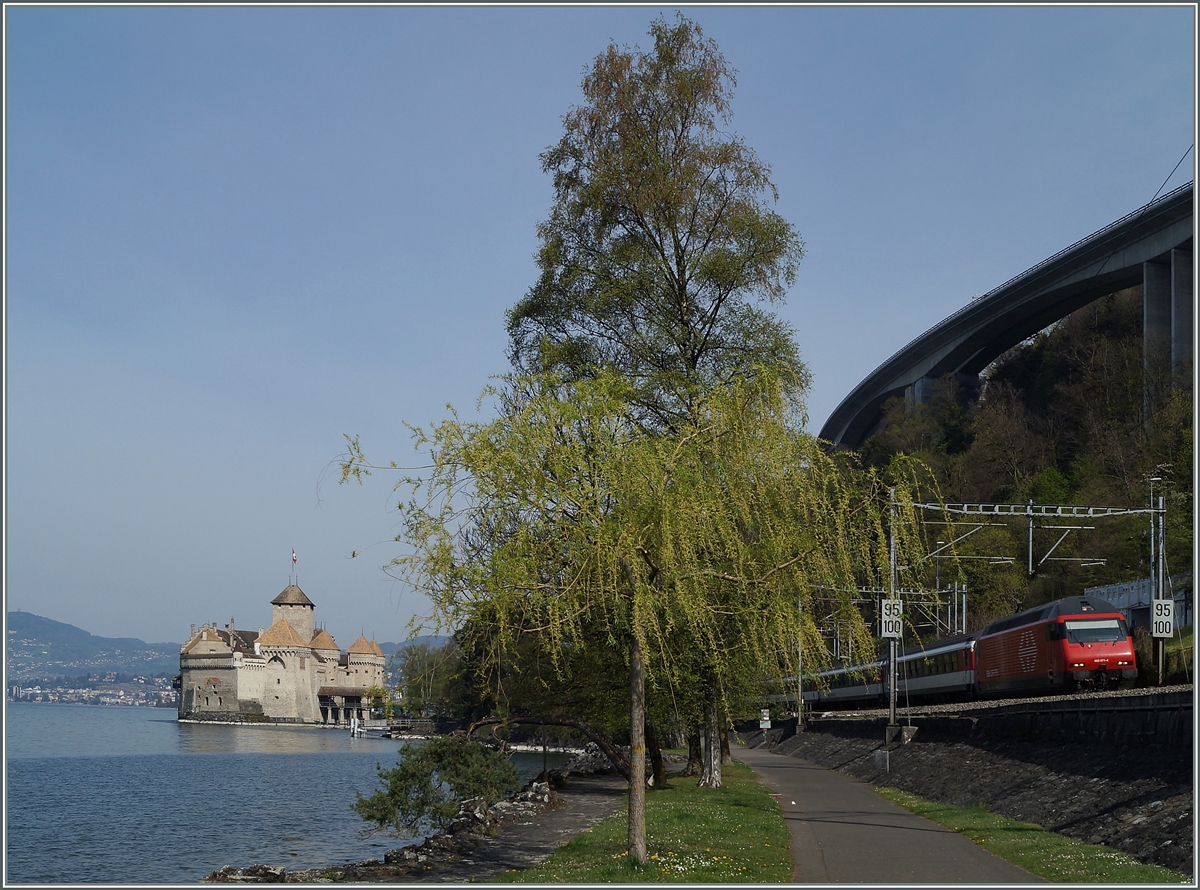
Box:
[1152,600,1174,638]
[880,599,903,639]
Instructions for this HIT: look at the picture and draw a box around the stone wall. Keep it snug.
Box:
[801,689,1192,749]
[970,690,1191,747]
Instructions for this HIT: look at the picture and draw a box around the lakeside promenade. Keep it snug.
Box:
[281,746,1047,883]
[736,744,1044,883]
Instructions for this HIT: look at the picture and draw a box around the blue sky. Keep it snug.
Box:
[5,5,1195,646]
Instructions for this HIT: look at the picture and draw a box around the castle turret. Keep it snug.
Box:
[346,635,386,689]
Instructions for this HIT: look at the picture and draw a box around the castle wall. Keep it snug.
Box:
[310,650,338,700]
[258,647,319,722]
[180,656,239,716]
[235,654,266,708]
[340,654,385,690]
[261,652,297,720]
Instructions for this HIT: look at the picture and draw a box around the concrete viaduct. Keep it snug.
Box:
[820,182,1194,450]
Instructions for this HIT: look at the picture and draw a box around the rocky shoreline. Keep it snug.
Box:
[204,745,628,884]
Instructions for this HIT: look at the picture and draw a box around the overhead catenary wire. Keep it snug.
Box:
[1149,144,1194,205]
[1094,144,1193,278]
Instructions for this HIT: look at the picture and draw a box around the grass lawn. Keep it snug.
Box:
[495,761,792,883]
[876,787,1190,883]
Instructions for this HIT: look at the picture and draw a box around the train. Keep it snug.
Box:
[801,595,1137,709]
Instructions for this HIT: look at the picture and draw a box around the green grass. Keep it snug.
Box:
[875,787,1190,883]
[494,761,792,883]
[1166,625,1192,652]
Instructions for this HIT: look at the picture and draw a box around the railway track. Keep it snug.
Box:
[806,683,1193,722]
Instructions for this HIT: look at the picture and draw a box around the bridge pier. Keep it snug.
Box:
[1170,248,1192,374]
[903,372,979,416]
[1144,248,1193,421]
[904,376,934,410]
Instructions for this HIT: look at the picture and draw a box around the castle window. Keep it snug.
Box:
[300,657,306,668]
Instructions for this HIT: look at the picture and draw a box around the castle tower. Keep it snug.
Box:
[270,584,315,643]
[347,635,386,689]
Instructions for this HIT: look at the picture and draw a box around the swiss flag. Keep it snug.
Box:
[292,549,298,565]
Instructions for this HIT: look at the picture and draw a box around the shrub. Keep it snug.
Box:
[353,734,520,835]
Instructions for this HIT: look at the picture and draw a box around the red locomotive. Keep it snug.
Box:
[975,595,1136,695]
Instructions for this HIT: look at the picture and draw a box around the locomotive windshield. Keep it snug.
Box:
[1063,618,1126,643]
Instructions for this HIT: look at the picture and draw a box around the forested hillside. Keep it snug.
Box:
[858,286,1193,627]
[6,611,181,681]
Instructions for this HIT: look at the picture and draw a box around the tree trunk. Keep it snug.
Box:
[646,720,666,788]
[628,632,648,864]
[720,725,731,766]
[684,728,702,776]
[696,697,723,788]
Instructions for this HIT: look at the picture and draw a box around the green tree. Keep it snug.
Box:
[507,14,806,435]
[353,734,519,836]
[342,16,929,866]
[344,368,900,864]
[395,640,459,717]
[504,11,807,818]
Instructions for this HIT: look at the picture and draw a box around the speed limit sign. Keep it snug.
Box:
[1152,600,1174,638]
[881,599,903,639]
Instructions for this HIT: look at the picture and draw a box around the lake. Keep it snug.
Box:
[4,703,569,884]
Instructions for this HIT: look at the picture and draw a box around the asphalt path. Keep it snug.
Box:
[736,744,1046,884]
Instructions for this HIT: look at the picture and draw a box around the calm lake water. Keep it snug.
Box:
[4,703,568,885]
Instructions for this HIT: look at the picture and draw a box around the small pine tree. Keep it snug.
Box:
[353,735,519,836]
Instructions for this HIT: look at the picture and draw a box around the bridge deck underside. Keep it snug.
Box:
[822,184,1193,449]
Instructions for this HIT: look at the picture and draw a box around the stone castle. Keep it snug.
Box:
[177,584,385,724]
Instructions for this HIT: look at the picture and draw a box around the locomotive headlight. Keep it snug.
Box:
[1070,662,1085,668]
[1116,660,1131,666]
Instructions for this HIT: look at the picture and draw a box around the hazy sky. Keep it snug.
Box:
[5,5,1195,647]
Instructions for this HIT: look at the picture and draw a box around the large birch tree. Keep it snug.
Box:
[505,14,808,793]
[507,14,806,435]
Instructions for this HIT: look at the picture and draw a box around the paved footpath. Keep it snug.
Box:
[736,744,1046,884]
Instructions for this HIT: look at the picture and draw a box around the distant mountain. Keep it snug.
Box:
[6,611,182,681]
[5,611,448,683]
[380,635,451,660]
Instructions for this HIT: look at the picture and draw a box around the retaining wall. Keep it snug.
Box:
[802,689,1192,748]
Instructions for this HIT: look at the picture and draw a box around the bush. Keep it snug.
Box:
[1133,626,1193,686]
[353,734,520,835]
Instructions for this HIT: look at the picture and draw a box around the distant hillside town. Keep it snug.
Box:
[9,674,178,707]
[177,584,386,725]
